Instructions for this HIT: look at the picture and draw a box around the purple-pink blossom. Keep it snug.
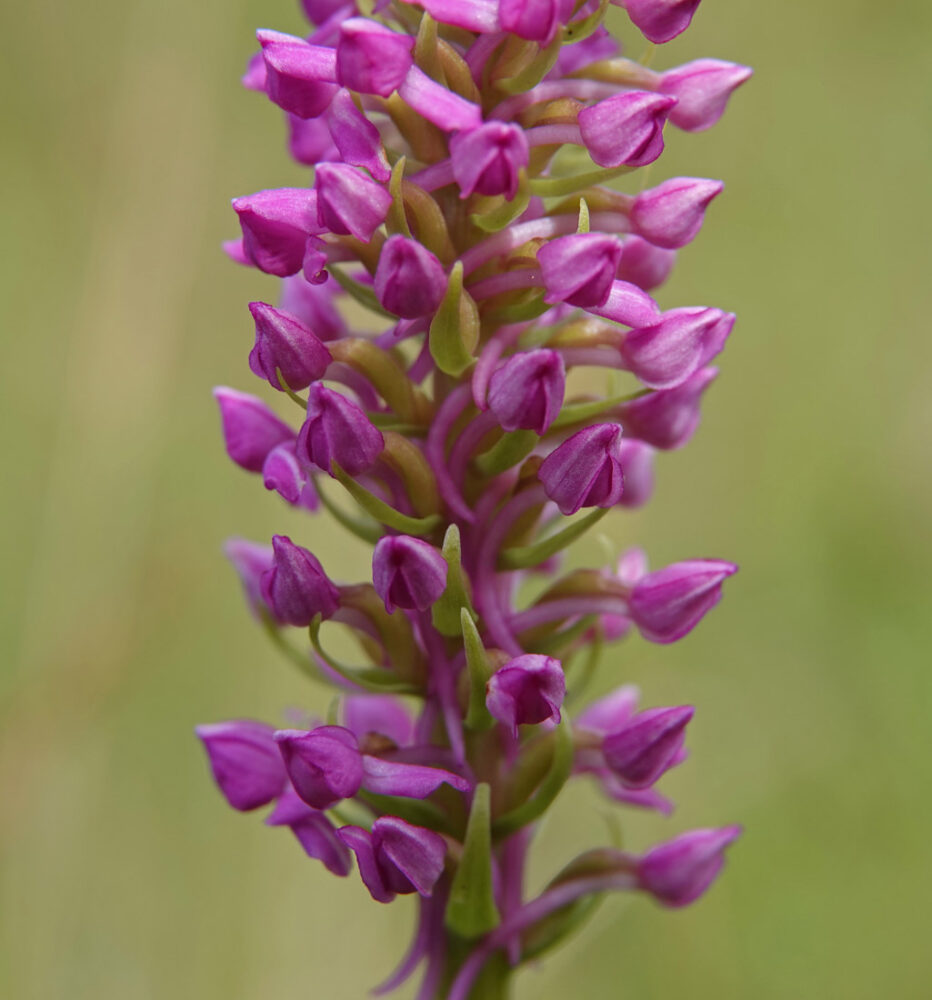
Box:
[202,2,750,994]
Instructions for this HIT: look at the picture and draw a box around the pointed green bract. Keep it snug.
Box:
[462,610,496,732]
[429,261,479,376]
[445,784,500,938]
[432,524,476,636]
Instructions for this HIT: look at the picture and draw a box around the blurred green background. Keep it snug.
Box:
[2,0,931,996]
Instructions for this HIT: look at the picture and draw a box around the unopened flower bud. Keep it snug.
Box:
[619,366,718,449]
[336,18,414,97]
[224,538,274,615]
[449,122,530,201]
[615,0,702,45]
[248,302,332,391]
[659,59,753,133]
[338,816,447,903]
[261,534,340,626]
[315,163,392,241]
[638,825,742,907]
[265,788,352,875]
[232,188,320,276]
[275,725,364,809]
[602,705,693,788]
[195,720,286,811]
[616,236,677,292]
[578,92,677,168]
[372,535,448,613]
[622,307,734,390]
[539,423,626,515]
[486,654,565,736]
[374,236,447,318]
[214,387,295,473]
[629,559,737,642]
[487,349,566,434]
[258,30,339,119]
[630,177,724,250]
[538,233,624,309]
[297,383,384,475]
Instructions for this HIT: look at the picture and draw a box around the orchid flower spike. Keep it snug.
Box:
[205,2,751,994]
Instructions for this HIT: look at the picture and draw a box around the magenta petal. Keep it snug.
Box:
[660,58,753,133]
[275,726,364,809]
[262,442,307,505]
[538,233,623,309]
[266,788,352,875]
[487,350,565,434]
[233,188,322,276]
[224,538,274,615]
[195,720,286,811]
[248,301,332,391]
[638,825,742,907]
[617,236,677,292]
[408,0,500,34]
[578,92,677,168]
[315,163,391,241]
[620,0,703,45]
[630,177,724,250]
[449,122,530,200]
[260,535,340,625]
[621,307,732,390]
[279,274,347,341]
[629,558,738,642]
[486,654,565,735]
[298,383,384,476]
[373,817,447,896]
[338,824,395,902]
[336,18,414,97]
[374,236,447,318]
[343,695,414,746]
[258,30,338,119]
[539,423,626,515]
[619,366,718,450]
[360,755,469,797]
[326,89,391,181]
[589,280,661,328]
[577,685,640,735]
[214,387,295,473]
[602,705,694,788]
[372,535,448,613]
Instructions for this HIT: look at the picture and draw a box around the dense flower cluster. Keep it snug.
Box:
[200,1,750,996]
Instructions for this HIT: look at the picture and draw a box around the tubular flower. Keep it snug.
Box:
[200,3,750,996]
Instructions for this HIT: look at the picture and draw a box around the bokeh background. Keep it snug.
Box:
[3,1,931,996]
